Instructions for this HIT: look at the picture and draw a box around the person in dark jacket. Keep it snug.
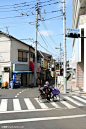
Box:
[43,81,51,101]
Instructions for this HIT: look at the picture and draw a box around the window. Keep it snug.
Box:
[18,51,28,62]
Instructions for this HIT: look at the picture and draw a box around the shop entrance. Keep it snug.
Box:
[21,73,27,86]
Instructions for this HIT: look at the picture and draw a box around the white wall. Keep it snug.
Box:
[72,37,81,69]
[84,23,86,91]
[0,34,11,62]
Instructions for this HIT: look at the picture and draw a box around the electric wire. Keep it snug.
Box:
[42,21,58,46]
[38,41,58,57]
[38,29,58,53]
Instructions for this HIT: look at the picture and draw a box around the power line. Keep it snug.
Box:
[0,0,41,8]
[38,41,58,57]
[42,21,58,46]
[0,0,59,8]
[38,29,58,53]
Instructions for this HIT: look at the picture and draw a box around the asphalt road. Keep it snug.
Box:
[0,106,86,129]
[0,80,86,129]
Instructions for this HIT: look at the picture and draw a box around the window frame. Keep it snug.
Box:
[18,50,28,62]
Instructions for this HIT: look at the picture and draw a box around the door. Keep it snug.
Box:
[21,73,27,86]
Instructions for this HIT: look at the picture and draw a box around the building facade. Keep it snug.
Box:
[0,31,42,88]
[72,0,86,91]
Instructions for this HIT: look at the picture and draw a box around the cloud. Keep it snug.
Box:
[38,30,53,36]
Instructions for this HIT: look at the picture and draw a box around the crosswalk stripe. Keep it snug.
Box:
[60,99,75,109]
[34,98,48,109]
[24,98,35,110]
[13,99,21,111]
[0,95,86,112]
[0,99,8,111]
[50,102,61,109]
[72,96,86,104]
[64,96,84,106]
[81,96,86,99]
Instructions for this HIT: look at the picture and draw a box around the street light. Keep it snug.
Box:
[55,47,64,56]
[55,46,64,91]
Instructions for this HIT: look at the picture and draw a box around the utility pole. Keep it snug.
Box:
[34,2,38,87]
[63,0,67,93]
[55,61,56,88]
[60,43,61,69]
[34,2,41,87]
[58,57,60,72]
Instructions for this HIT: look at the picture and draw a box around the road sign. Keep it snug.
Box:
[56,69,60,73]
[66,28,80,34]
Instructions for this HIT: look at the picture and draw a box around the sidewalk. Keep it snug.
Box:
[57,79,86,96]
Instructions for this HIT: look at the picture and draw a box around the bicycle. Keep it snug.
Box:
[38,86,60,103]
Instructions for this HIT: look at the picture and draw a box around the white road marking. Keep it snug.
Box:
[24,98,35,109]
[60,99,75,109]
[50,102,61,109]
[0,114,86,124]
[0,99,8,111]
[64,96,84,106]
[13,99,21,111]
[81,95,86,99]
[0,108,54,114]
[72,96,86,104]
[34,98,48,109]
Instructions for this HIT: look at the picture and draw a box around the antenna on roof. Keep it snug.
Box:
[4,26,10,35]
[6,26,10,35]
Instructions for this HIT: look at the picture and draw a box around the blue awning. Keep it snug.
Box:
[12,71,32,73]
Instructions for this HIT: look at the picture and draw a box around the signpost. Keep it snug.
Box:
[66,28,80,38]
[66,28,80,34]
[56,69,60,75]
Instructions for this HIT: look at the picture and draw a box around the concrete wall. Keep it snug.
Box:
[76,62,84,88]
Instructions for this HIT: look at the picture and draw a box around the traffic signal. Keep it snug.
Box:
[66,33,80,38]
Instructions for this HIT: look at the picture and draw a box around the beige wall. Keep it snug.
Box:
[44,60,48,69]
[51,71,55,77]
[30,48,35,54]
[11,39,30,63]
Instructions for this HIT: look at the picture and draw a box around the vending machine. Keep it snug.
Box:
[13,73,21,88]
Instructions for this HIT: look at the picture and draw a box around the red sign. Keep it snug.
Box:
[56,69,60,72]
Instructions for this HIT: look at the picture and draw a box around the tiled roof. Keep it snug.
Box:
[0,31,33,48]
[39,51,50,60]
[42,52,52,57]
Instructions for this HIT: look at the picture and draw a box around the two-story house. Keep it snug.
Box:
[0,31,41,88]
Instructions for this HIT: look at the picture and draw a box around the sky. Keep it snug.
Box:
[0,0,73,61]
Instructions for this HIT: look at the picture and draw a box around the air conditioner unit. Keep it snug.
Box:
[4,67,10,72]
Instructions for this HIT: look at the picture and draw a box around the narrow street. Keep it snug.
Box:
[0,79,86,129]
